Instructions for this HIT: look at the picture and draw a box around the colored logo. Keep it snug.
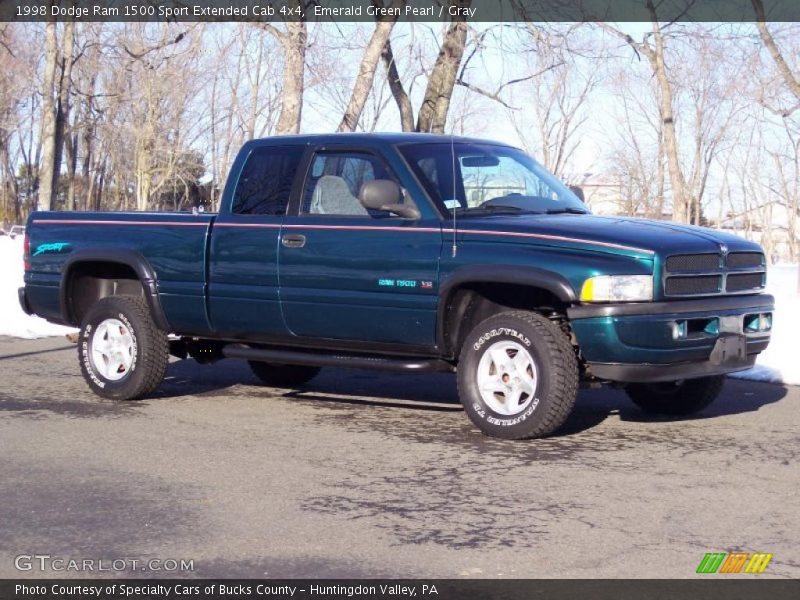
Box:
[696,552,772,574]
[32,242,71,257]
[377,278,418,288]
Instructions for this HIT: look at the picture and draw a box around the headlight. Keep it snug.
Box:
[580,275,653,303]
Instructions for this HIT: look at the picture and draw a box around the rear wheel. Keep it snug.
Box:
[78,295,168,400]
[625,375,725,416]
[248,361,320,387]
[457,310,579,440]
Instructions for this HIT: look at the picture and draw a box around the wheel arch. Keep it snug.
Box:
[60,249,170,331]
[437,265,577,359]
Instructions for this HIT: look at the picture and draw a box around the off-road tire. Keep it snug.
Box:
[625,375,725,416]
[457,310,579,440]
[78,295,169,400]
[248,361,321,387]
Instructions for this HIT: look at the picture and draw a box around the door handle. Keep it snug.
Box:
[281,234,306,248]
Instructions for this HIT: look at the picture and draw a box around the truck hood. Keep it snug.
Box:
[455,213,763,257]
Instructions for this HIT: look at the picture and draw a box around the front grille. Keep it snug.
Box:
[726,272,764,292]
[666,254,720,272]
[726,252,764,269]
[665,275,721,295]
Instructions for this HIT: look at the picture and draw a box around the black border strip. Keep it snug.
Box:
[4,0,800,23]
[2,579,800,600]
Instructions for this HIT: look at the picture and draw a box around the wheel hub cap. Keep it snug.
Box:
[476,340,538,416]
[90,318,134,381]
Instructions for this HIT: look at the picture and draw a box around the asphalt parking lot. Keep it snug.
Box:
[0,335,798,579]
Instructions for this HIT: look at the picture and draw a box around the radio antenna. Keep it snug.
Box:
[451,134,458,257]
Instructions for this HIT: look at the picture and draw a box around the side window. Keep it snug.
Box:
[232,146,305,215]
[301,152,397,217]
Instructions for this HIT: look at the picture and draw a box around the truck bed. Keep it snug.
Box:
[25,211,215,333]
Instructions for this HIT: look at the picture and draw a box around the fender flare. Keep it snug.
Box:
[60,249,170,331]
[436,265,577,353]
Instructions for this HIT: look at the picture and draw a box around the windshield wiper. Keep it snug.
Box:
[455,204,529,215]
[478,204,526,213]
[544,207,588,215]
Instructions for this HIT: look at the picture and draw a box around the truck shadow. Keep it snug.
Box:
[155,358,254,398]
[0,344,74,361]
[560,378,789,436]
[285,370,790,438]
[154,358,790,438]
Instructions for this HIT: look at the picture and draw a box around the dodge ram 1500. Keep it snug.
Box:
[20,133,773,439]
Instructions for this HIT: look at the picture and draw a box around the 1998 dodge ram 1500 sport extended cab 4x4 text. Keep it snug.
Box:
[19,133,774,439]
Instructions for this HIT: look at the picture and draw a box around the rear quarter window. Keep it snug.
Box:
[232,146,305,215]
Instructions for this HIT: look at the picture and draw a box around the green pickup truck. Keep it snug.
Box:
[19,133,773,439]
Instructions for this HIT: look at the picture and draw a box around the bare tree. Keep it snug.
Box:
[600,3,690,223]
[36,21,76,212]
[604,67,666,218]
[99,24,205,211]
[508,45,597,178]
[381,36,415,131]
[258,2,308,135]
[38,22,59,211]
[416,14,470,133]
[52,22,75,208]
[337,1,404,132]
[673,30,746,225]
[380,1,472,133]
[769,121,799,261]
[752,0,800,115]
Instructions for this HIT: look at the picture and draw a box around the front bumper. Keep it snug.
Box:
[567,294,773,383]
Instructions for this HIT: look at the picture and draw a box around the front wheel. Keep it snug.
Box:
[78,295,169,400]
[625,375,725,416]
[457,310,579,440]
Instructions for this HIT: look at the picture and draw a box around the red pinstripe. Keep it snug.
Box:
[31,219,654,255]
[33,219,207,227]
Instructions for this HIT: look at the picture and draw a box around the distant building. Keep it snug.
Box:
[712,207,795,263]
[568,173,623,216]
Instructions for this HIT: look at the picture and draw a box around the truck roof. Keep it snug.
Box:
[246,132,514,147]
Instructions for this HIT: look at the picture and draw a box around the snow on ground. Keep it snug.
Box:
[731,263,800,386]
[0,234,797,384]
[0,236,77,339]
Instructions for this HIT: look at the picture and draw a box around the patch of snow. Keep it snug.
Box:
[0,236,77,339]
[731,263,800,386]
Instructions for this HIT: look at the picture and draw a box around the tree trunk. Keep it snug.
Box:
[381,40,415,132]
[246,36,264,140]
[647,5,688,223]
[38,22,59,211]
[337,3,401,132]
[275,20,306,135]
[65,130,77,211]
[416,8,470,133]
[53,21,75,210]
[752,0,800,107]
[655,126,666,217]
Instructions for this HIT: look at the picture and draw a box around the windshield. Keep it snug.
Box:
[398,142,588,216]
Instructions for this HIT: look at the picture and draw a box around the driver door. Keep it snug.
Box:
[278,147,442,348]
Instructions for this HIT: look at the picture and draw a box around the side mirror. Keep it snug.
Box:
[359,179,421,220]
[569,185,585,202]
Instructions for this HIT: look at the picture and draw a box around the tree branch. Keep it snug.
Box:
[455,79,518,110]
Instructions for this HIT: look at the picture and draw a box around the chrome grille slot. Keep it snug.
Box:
[664,275,721,296]
[665,254,720,272]
[726,272,764,292]
[726,252,764,269]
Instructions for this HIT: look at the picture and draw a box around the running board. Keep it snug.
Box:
[222,344,455,373]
